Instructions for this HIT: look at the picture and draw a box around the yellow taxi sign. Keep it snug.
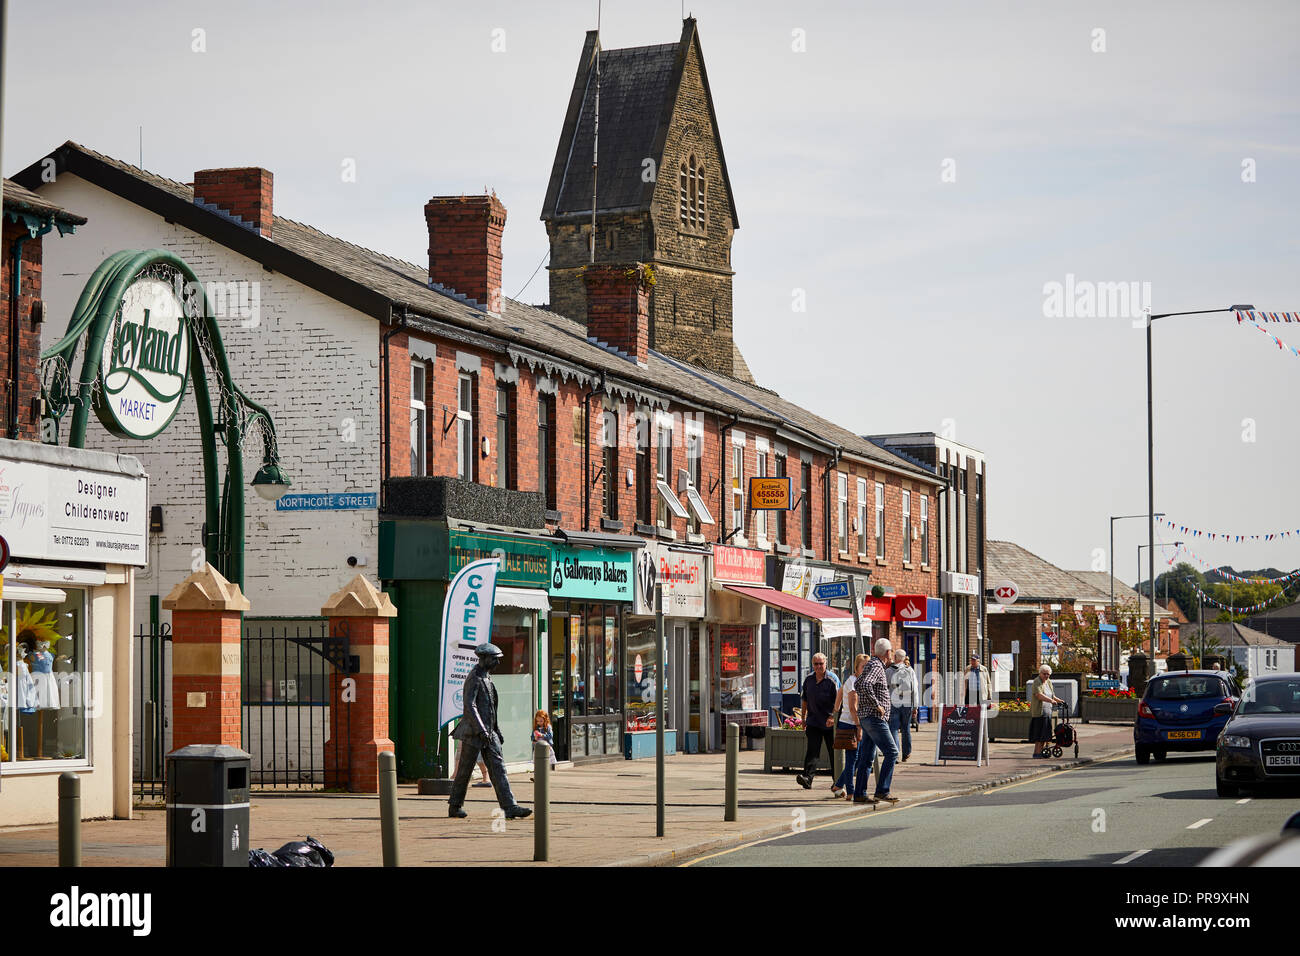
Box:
[748,476,792,510]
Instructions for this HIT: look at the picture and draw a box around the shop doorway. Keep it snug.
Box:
[548,604,624,761]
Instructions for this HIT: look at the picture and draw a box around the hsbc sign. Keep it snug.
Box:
[993,580,1019,605]
[942,571,980,596]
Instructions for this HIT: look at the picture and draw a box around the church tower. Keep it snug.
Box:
[541,19,752,382]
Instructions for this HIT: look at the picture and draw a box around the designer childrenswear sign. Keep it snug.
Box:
[0,459,148,566]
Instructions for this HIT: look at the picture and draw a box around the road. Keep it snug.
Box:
[686,752,1300,867]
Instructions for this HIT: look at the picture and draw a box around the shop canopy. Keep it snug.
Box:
[722,584,858,639]
[494,587,551,612]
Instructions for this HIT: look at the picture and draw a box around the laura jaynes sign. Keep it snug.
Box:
[95,275,191,440]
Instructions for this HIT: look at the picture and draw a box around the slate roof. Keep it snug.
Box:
[1192,621,1292,648]
[985,541,1113,603]
[13,141,935,483]
[2,179,86,225]
[542,19,738,227]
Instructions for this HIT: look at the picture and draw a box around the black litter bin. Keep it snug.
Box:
[166,744,251,867]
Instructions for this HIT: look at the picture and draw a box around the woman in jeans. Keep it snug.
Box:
[831,653,870,799]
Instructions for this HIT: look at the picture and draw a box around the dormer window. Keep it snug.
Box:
[679,154,707,230]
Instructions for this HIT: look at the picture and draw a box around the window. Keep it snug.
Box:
[687,429,703,534]
[495,385,514,489]
[410,364,427,476]
[857,478,868,557]
[731,443,745,539]
[636,411,653,525]
[837,473,848,553]
[3,590,89,765]
[656,421,673,528]
[602,411,618,521]
[920,495,929,566]
[902,490,912,564]
[679,154,707,229]
[774,453,787,544]
[538,395,555,509]
[457,373,474,481]
[801,461,813,549]
[875,482,885,559]
[754,450,768,542]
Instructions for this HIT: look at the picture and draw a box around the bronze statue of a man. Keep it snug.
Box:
[447,643,532,820]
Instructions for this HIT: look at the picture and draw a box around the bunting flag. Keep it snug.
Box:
[1162,517,1300,544]
[1189,581,1292,615]
[1243,319,1300,359]
[1170,544,1300,584]
[1236,310,1300,324]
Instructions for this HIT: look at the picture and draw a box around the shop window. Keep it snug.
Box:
[2,592,88,764]
[625,618,667,731]
[410,363,427,476]
[719,626,756,712]
[490,607,533,675]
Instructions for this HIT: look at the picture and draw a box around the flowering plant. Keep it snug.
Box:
[994,700,1030,713]
[780,712,804,730]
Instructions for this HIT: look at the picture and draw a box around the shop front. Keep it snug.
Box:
[781,560,871,674]
[0,440,146,825]
[629,542,708,756]
[547,534,639,763]
[894,594,942,721]
[381,520,552,778]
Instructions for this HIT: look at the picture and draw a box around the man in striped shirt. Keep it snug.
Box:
[852,637,901,805]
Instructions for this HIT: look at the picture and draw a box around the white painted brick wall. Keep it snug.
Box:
[37,174,381,623]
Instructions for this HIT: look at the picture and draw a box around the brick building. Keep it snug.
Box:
[17,20,949,767]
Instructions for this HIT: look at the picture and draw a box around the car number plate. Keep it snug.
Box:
[1166,730,1202,739]
[1265,755,1300,766]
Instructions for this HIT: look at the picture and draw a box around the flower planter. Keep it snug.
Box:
[1081,696,1139,723]
[986,711,1033,742]
[763,727,832,773]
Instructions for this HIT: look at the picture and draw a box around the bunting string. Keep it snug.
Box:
[1162,517,1300,544]
[1188,581,1293,615]
[1241,319,1300,360]
[1236,311,1300,324]
[1170,544,1300,585]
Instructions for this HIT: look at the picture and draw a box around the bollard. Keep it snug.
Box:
[58,772,80,867]
[533,740,550,862]
[725,722,739,822]
[379,751,400,867]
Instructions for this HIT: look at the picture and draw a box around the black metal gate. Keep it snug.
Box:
[133,622,171,803]
[241,620,353,790]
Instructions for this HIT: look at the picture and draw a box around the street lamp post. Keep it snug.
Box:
[1146,304,1254,658]
[1137,541,1182,654]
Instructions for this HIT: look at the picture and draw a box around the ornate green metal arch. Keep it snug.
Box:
[41,249,287,586]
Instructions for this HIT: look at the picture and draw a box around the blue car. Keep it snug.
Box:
[1134,670,1240,764]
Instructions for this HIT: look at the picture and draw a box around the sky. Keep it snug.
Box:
[5,0,1298,586]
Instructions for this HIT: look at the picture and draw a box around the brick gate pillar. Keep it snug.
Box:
[322,575,397,793]
[163,564,251,751]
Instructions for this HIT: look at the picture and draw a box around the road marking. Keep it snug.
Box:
[1236,798,1251,805]
[978,752,1132,795]
[1187,818,1213,829]
[1114,848,1151,865]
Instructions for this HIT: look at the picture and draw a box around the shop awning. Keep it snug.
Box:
[722,584,858,639]
[555,529,647,550]
[494,587,551,612]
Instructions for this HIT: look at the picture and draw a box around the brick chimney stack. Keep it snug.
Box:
[193,167,273,238]
[583,263,652,365]
[424,194,507,313]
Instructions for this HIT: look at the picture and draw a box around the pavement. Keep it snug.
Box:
[0,720,1136,867]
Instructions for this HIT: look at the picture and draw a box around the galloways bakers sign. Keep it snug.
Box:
[95,275,191,440]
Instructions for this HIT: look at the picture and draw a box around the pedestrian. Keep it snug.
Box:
[906,655,921,732]
[852,638,902,806]
[447,643,532,820]
[1211,662,1221,670]
[531,709,557,770]
[1029,664,1065,758]
[887,649,919,762]
[796,652,838,790]
[831,653,869,799]
[964,653,991,708]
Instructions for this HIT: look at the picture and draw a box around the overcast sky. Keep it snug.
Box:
[5,0,1297,586]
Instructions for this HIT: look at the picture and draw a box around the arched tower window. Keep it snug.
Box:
[679,154,707,229]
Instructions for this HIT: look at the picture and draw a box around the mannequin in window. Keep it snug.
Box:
[31,640,60,710]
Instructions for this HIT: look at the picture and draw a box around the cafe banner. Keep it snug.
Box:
[439,558,499,728]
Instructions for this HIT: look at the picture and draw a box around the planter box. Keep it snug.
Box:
[986,711,1033,742]
[763,727,832,773]
[1081,697,1139,723]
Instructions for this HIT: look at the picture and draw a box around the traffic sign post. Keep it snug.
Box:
[813,580,850,602]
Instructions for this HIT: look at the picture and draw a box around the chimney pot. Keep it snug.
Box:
[425,194,507,313]
[193,167,273,238]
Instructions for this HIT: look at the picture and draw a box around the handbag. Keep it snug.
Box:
[833,725,857,750]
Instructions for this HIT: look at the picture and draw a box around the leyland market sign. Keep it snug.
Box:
[95,277,190,440]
